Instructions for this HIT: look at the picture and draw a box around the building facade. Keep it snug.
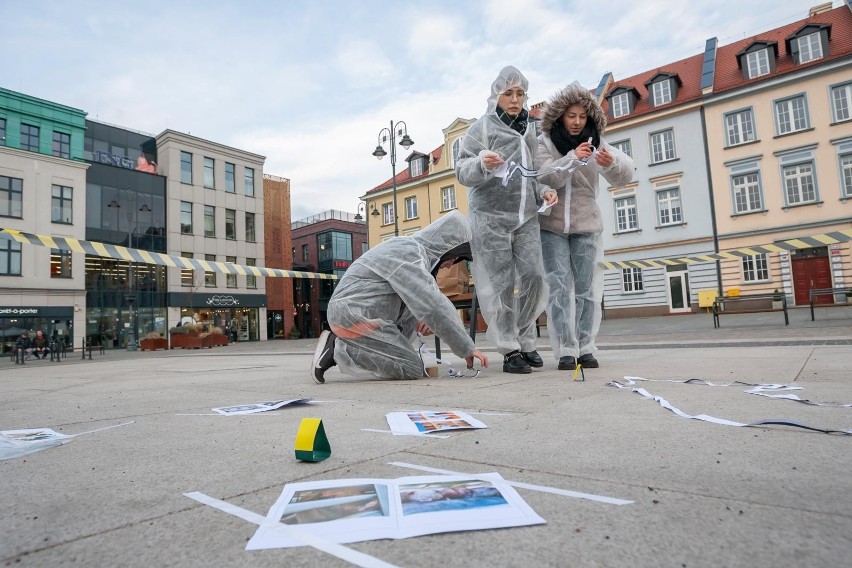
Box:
[703,3,852,306]
[263,173,295,339]
[84,120,167,348]
[0,88,89,350]
[155,130,268,341]
[291,210,367,338]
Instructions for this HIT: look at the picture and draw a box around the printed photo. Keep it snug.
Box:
[399,479,507,516]
[280,483,389,525]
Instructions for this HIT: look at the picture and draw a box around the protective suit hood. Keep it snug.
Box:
[486,66,530,114]
[539,81,606,138]
[410,210,471,271]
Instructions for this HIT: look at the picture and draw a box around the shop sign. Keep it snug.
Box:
[205,295,240,307]
[333,260,351,269]
[0,307,41,316]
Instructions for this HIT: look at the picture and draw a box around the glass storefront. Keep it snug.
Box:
[85,256,168,348]
[0,307,74,353]
[179,306,259,342]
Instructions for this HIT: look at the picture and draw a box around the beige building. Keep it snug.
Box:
[362,118,474,245]
[155,130,268,340]
[703,3,852,305]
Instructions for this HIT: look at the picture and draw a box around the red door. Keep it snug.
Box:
[792,256,833,306]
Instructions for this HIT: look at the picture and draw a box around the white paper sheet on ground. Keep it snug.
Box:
[607,378,851,435]
[385,410,487,436]
[0,421,136,460]
[244,472,544,550]
[212,398,312,416]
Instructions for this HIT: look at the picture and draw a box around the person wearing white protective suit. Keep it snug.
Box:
[536,82,634,370]
[310,211,489,383]
[455,66,557,374]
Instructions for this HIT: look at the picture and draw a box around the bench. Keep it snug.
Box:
[810,287,852,321]
[712,293,788,328]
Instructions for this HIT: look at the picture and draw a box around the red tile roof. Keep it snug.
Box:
[714,5,851,94]
[601,51,706,124]
[367,144,443,193]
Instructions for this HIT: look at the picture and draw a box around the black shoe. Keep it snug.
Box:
[502,350,532,374]
[578,353,599,368]
[558,356,576,370]
[311,330,337,384]
[520,350,543,368]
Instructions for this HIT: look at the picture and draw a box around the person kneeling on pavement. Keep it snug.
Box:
[311,211,489,383]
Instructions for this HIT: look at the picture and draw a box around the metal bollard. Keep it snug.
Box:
[88,340,93,360]
[15,346,25,365]
[82,339,87,360]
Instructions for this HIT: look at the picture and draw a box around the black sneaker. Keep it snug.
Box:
[311,330,337,384]
[520,350,543,368]
[558,356,576,370]
[578,353,599,368]
[503,350,532,374]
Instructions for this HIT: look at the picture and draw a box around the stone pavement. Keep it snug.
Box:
[2,306,851,567]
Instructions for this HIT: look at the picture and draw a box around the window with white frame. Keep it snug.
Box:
[611,92,629,118]
[651,80,672,106]
[782,162,817,205]
[742,253,769,282]
[746,49,769,79]
[452,138,461,168]
[774,95,809,135]
[382,202,394,225]
[622,267,643,292]
[0,235,22,276]
[797,32,823,63]
[731,172,763,214]
[404,196,417,219]
[725,109,755,146]
[614,196,638,232]
[840,153,852,198]
[656,188,682,226]
[831,83,851,123]
[650,129,676,163]
[410,157,424,177]
[441,186,457,211]
[611,139,632,159]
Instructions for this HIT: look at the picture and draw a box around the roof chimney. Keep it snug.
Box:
[808,2,832,16]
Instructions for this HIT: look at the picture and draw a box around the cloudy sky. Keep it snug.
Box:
[1,0,832,220]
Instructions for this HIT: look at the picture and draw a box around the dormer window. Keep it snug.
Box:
[736,41,778,80]
[644,73,681,108]
[409,154,427,177]
[606,86,639,119]
[797,33,823,63]
[746,49,770,78]
[612,93,630,118]
[787,24,830,65]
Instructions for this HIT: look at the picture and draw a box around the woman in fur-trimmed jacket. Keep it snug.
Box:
[535,82,634,371]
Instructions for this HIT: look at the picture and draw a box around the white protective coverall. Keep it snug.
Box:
[327,211,476,380]
[454,66,549,356]
[535,82,634,360]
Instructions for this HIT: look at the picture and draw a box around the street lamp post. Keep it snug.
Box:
[372,121,414,237]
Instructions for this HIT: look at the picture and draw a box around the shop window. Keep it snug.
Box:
[50,249,72,278]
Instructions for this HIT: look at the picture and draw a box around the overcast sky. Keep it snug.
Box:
[1,0,833,220]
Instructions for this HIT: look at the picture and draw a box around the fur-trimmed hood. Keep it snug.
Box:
[539,81,606,137]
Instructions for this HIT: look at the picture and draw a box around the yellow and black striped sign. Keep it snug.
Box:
[598,229,852,270]
[0,228,338,280]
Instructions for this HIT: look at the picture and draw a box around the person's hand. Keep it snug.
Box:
[465,349,489,369]
[415,321,433,336]
[481,151,504,170]
[542,189,558,205]
[595,146,614,168]
[575,141,594,161]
